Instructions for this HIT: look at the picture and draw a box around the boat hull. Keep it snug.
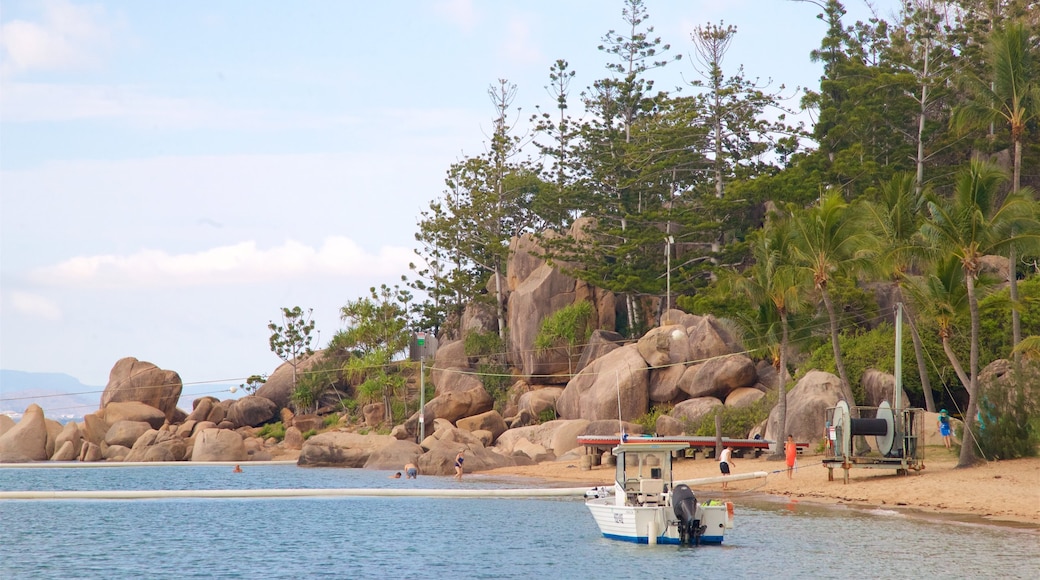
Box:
[585,498,727,545]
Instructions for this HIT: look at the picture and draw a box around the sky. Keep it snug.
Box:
[0,0,902,395]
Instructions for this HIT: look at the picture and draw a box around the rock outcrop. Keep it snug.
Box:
[191,428,246,462]
[100,357,182,422]
[764,371,845,450]
[0,404,49,462]
[557,345,649,422]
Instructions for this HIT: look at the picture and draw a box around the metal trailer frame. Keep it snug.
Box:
[821,400,926,484]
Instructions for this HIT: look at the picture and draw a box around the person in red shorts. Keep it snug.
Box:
[785,435,797,479]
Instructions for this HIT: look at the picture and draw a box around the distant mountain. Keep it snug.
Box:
[0,370,102,421]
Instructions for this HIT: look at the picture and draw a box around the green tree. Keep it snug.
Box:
[728,215,806,455]
[334,284,413,424]
[919,160,1040,467]
[412,80,539,340]
[268,306,316,402]
[864,172,938,411]
[239,374,266,396]
[534,301,595,375]
[789,191,877,404]
[951,20,1040,355]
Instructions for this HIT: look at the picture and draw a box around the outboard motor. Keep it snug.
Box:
[671,484,705,545]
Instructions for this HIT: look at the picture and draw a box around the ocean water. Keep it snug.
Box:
[1,465,1037,580]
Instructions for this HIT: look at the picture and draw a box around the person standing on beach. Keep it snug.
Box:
[785,435,797,479]
[719,446,734,489]
[938,409,952,449]
[454,450,465,480]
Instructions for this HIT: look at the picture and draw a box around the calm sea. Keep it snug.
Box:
[1,465,1036,580]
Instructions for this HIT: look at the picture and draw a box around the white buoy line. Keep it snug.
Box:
[0,471,769,501]
[0,460,298,469]
[0,487,592,500]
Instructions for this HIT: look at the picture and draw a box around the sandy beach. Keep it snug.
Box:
[485,447,1040,526]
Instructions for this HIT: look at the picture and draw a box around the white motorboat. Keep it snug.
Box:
[585,442,733,545]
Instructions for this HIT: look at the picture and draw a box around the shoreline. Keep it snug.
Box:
[483,447,1040,528]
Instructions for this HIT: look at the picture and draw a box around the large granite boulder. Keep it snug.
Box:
[647,326,691,403]
[105,420,153,448]
[80,412,109,446]
[677,354,757,400]
[507,263,578,379]
[764,370,844,450]
[517,387,564,418]
[0,414,15,437]
[574,329,624,375]
[557,345,648,422]
[0,404,49,462]
[456,410,508,443]
[580,419,645,437]
[686,315,741,362]
[506,232,546,292]
[431,340,469,394]
[670,397,724,426]
[298,431,395,467]
[493,422,565,455]
[44,418,62,458]
[655,414,684,436]
[861,369,910,408]
[191,428,246,462]
[725,387,765,408]
[53,422,84,460]
[100,357,182,422]
[636,325,689,368]
[103,401,166,430]
[424,387,494,424]
[362,439,424,470]
[227,396,278,428]
[548,419,591,456]
[461,301,499,340]
[186,397,217,422]
[255,350,326,409]
[51,440,79,461]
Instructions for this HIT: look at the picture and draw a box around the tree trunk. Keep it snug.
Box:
[898,288,935,412]
[771,312,790,460]
[822,286,853,403]
[494,262,506,342]
[1010,244,1021,362]
[957,272,981,467]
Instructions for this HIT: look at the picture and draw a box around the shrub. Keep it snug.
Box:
[976,363,1040,460]
[634,405,673,433]
[301,429,318,440]
[537,408,558,423]
[323,414,340,428]
[684,391,776,439]
[256,421,286,441]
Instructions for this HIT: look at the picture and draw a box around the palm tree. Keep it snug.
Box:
[919,160,1040,467]
[790,191,877,405]
[951,20,1040,356]
[730,216,805,457]
[905,255,971,393]
[864,173,937,411]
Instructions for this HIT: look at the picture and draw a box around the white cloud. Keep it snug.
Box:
[434,0,477,32]
[0,0,115,77]
[5,290,63,321]
[27,237,415,289]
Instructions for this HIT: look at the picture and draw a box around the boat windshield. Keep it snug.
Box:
[613,444,685,492]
